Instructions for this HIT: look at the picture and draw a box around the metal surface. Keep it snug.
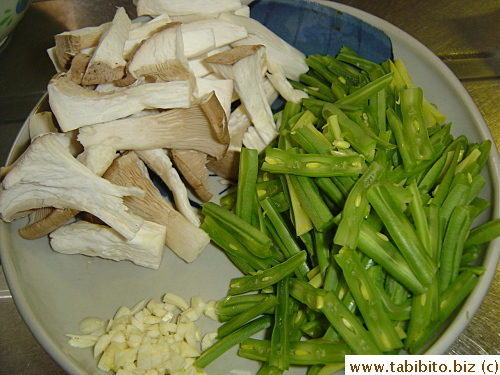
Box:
[0,0,498,373]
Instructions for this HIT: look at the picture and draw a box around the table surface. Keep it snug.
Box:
[0,0,498,373]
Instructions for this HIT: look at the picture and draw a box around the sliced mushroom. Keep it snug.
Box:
[136,0,242,17]
[0,134,145,240]
[19,208,80,240]
[128,13,173,40]
[181,19,247,49]
[187,45,232,78]
[266,58,308,104]
[135,149,200,227]
[171,149,213,202]
[78,91,229,160]
[48,73,191,131]
[206,150,240,181]
[81,7,131,86]
[195,76,233,119]
[102,151,209,263]
[19,143,115,239]
[28,111,58,139]
[54,22,110,70]
[127,22,195,86]
[220,13,309,81]
[49,220,167,269]
[204,44,278,147]
[67,52,91,85]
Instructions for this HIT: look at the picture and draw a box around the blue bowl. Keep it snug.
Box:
[249,0,393,62]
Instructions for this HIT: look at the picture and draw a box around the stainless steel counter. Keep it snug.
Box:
[0,0,498,373]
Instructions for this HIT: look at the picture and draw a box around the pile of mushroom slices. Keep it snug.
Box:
[0,0,310,269]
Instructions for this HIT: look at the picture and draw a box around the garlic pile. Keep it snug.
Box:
[66,293,219,374]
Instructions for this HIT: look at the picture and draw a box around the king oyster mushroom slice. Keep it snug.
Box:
[127,13,172,40]
[171,149,213,202]
[66,52,92,85]
[127,22,195,87]
[136,0,242,17]
[0,133,145,241]
[206,76,278,179]
[204,44,278,148]
[180,18,248,50]
[81,7,131,86]
[48,73,191,132]
[19,208,80,240]
[220,13,309,81]
[28,111,58,138]
[102,151,209,263]
[135,149,200,227]
[78,91,229,160]
[188,45,232,78]
[265,58,309,104]
[19,144,117,240]
[195,76,233,119]
[49,220,167,269]
[54,22,111,70]
[182,28,216,59]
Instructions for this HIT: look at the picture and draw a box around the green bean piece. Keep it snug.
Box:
[298,74,336,102]
[217,295,278,339]
[289,175,335,232]
[334,161,385,249]
[269,276,292,370]
[218,293,272,307]
[239,338,353,365]
[354,218,426,294]
[459,265,486,275]
[201,216,272,272]
[290,279,382,355]
[335,248,404,352]
[439,183,471,228]
[408,181,431,253]
[409,271,478,353]
[386,107,416,172]
[257,364,284,375]
[399,87,434,161]
[315,177,346,208]
[367,184,437,287]
[366,267,412,321]
[404,279,439,351]
[306,55,343,85]
[439,205,474,292]
[460,244,482,267]
[430,139,468,206]
[236,148,259,224]
[194,316,272,368]
[302,98,328,117]
[202,202,273,259]
[217,302,275,321]
[228,251,307,295]
[262,148,365,178]
[426,204,442,261]
[334,72,394,107]
[464,218,500,247]
[324,55,360,86]
[336,49,385,80]
[322,103,377,161]
[291,80,333,102]
[290,123,334,155]
[260,197,310,278]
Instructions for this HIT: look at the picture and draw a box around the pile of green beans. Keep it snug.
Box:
[195,46,499,374]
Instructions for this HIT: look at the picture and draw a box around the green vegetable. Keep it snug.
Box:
[199,49,498,371]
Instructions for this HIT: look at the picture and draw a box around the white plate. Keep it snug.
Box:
[1,1,499,374]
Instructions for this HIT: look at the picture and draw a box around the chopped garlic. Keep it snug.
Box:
[67,292,217,374]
